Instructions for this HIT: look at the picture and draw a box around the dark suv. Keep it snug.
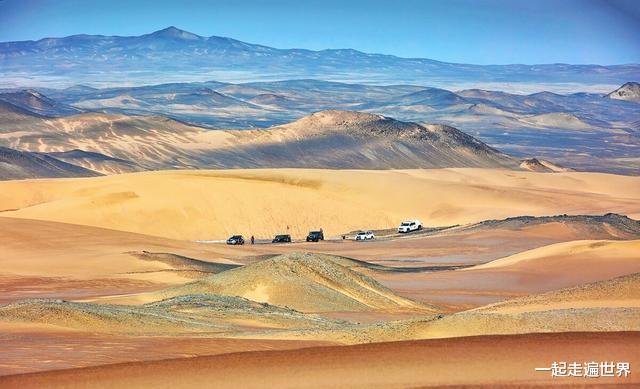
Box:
[306,230,324,242]
[226,235,245,245]
[272,234,292,243]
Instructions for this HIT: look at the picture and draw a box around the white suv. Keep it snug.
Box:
[355,231,375,240]
[398,220,422,233]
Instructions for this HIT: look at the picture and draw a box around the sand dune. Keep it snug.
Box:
[1,168,638,240]
[475,272,640,314]
[0,325,333,376]
[0,217,240,279]
[125,253,433,313]
[2,332,637,388]
[0,217,249,305]
[267,273,640,344]
[0,299,219,334]
[471,239,640,271]
[376,239,640,310]
[384,308,640,343]
[129,251,240,277]
[377,272,640,341]
[0,294,341,335]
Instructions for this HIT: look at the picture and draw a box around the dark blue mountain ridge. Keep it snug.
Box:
[1,27,638,86]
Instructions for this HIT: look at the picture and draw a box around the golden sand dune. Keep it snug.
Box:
[0,217,240,279]
[1,168,638,240]
[130,253,433,313]
[400,308,640,341]
[475,272,640,314]
[270,275,640,344]
[380,271,640,342]
[128,251,240,278]
[295,308,639,345]
[0,295,342,335]
[0,217,249,305]
[375,239,640,311]
[0,299,219,334]
[2,332,637,388]
[471,239,640,271]
[0,326,333,377]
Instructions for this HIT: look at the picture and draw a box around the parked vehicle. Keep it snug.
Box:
[272,234,292,243]
[398,220,422,233]
[355,231,375,240]
[226,235,245,245]
[306,230,324,242]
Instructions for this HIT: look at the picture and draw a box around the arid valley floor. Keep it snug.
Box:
[0,168,639,387]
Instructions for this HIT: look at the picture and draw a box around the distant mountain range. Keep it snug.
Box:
[1,80,638,175]
[1,27,639,88]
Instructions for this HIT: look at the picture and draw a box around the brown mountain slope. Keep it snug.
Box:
[45,149,142,175]
[520,158,571,172]
[234,110,518,169]
[0,146,100,180]
[0,109,519,171]
[0,89,80,116]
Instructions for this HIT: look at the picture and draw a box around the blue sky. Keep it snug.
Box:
[0,0,639,65]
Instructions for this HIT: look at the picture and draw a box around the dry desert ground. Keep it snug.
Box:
[1,168,639,387]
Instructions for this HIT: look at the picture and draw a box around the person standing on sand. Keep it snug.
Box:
[251,235,255,245]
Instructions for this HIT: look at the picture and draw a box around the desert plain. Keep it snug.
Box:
[0,167,639,388]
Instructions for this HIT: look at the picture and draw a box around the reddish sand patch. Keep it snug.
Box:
[0,274,164,305]
[0,324,334,376]
[375,240,640,311]
[1,332,637,388]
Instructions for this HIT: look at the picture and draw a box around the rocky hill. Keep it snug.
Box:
[459,213,640,240]
[0,146,100,180]
[606,82,640,102]
[0,90,80,116]
[0,108,521,175]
